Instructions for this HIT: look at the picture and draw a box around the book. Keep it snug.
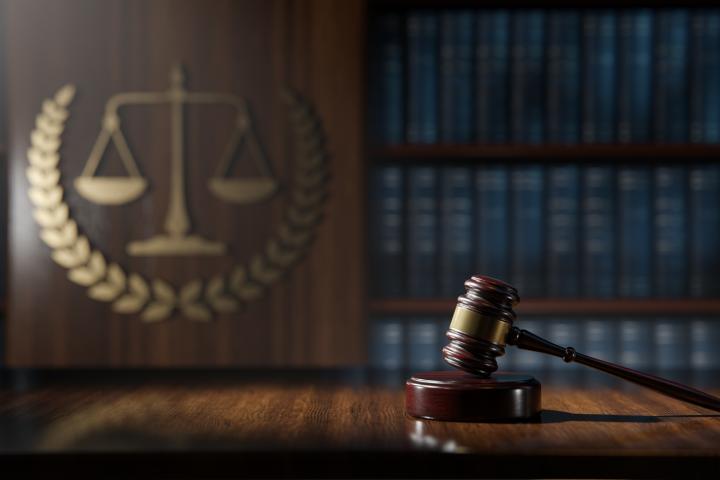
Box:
[440,168,473,297]
[618,167,652,297]
[476,165,509,281]
[510,318,547,372]
[619,319,653,370]
[440,11,474,143]
[511,166,545,297]
[547,319,582,373]
[584,318,618,362]
[547,165,580,297]
[704,12,720,143]
[583,11,617,143]
[582,166,616,298]
[370,318,404,370]
[476,11,510,143]
[690,318,719,371]
[655,10,689,143]
[407,12,439,144]
[618,10,653,143]
[654,167,688,297]
[689,165,720,297]
[690,12,707,143]
[654,317,688,373]
[511,10,545,144]
[408,318,442,371]
[370,166,405,297]
[374,13,405,144]
[546,10,581,144]
[407,167,438,297]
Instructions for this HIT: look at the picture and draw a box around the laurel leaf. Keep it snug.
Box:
[34,204,69,228]
[52,248,83,268]
[235,283,263,301]
[128,274,149,298]
[40,229,68,249]
[36,113,63,136]
[250,255,282,285]
[287,205,321,227]
[29,186,63,209]
[106,263,126,290]
[180,280,202,304]
[68,267,99,286]
[141,302,173,322]
[42,99,68,122]
[112,294,147,314]
[27,148,60,170]
[153,279,175,303]
[267,239,300,267]
[31,129,61,152]
[27,166,60,189]
[74,236,91,262]
[182,303,212,322]
[55,85,76,107]
[207,276,224,299]
[88,282,121,301]
[278,223,311,247]
[230,267,248,293]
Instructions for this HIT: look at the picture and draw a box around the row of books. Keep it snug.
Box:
[370,316,720,372]
[370,164,720,299]
[371,9,720,145]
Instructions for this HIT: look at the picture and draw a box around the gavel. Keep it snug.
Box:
[406,275,720,422]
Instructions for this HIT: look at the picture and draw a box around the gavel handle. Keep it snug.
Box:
[506,327,720,413]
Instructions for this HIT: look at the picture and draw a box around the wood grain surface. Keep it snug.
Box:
[0,370,718,478]
[4,0,366,367]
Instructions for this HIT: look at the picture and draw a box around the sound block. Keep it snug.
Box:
[405,371,541,422]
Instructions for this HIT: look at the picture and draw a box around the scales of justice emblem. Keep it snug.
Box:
[25,66,329,321]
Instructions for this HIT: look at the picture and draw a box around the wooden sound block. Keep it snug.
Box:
[405,371,541,422]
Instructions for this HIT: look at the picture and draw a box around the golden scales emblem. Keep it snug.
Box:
[75,66,278,256]
[25,67,329,321]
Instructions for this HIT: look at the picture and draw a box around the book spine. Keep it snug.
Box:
[655,10,689,143]
[547,165,580,297]
[690,318,719,371]
[511,318,547,371]
[407,167,438,297]
[370,318,404,370]
[440,167,473,297]
[618,167,652,297]
[690,12,706,143]
[584,318,617,362]
[618,10,653,143]
[455,11,474,143]
[585,11,617,143]
[619,319,653,370]
[706,12,720,143]
[371,167,405,298]
[376,14,405,145]
[689,165,720,297]
[512,11,545,144]
[476,165,510,281]
[421,13,439,144]
[582,166,616,297]
[654,317,688,373]
[408,318,441,371]
[476,11,510,143]
[547,319,581,375]
[440,11,456,143]
[654,167,688,297]
[582,12,599,143]
[511,165,545,297]
[547,11,581,144]
[407,12,423,144]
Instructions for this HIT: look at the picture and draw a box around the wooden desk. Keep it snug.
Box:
[0,370,718,478]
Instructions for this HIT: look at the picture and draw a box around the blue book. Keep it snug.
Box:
[476,166,509,281]
[547,165,580,297]
[690,12,707,143]
[511,10,545,144]
[407,12,439,144]
[584,318,618,362]
[705,12,720,143]
[547,319,582,374]
[511,166,545,297]
[654,10,689,143]
[654,167,688,297]
[511,318,548,372]
[582,167,615,297]
[546,11,581,144]
[618,10,653,143]
[440,168,473,297]
[370,318,404,370]
[374,14,405,144]
[582,11,617,143]
[440,11,474,143]
[654,318,689,373]
[619,319,653,370]
[476,11,510,143]
[618,167,652,297]
[689,165,720,297]
[690,318,720,371]
[371,167,405,297]
[408,318,441,371]
[407,167,438,297]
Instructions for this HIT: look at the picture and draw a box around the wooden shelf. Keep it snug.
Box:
[369,298,720,316]
[371,144,720,161]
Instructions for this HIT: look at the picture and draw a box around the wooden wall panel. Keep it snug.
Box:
[5,0,366,367]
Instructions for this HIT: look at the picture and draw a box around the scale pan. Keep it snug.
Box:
[208,178,277,204]
[74,177,148,205]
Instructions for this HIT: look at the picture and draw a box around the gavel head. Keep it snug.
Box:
[442,275,519,377]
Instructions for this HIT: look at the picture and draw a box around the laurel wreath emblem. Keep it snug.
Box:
[26,85,329,322]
